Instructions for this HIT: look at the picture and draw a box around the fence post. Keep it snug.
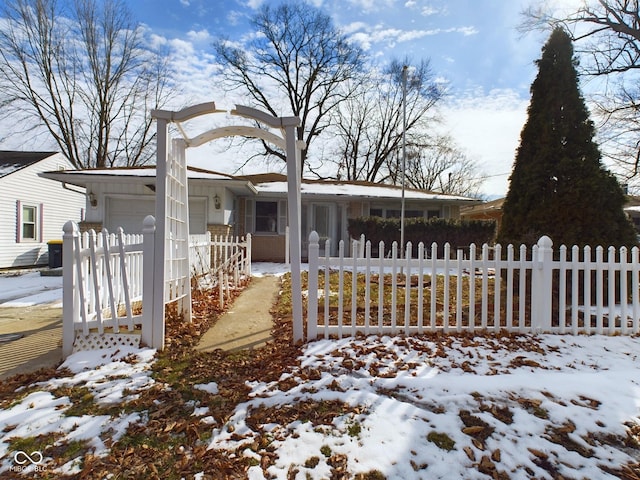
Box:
[141,215,159,350]
[532,235,553,333]
[246,233,252,278]
[62,221,78,359]
[285,226,290,266]
[307,231,319,341]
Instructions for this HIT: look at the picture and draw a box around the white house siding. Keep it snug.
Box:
[0,154,85,268]
[84,181,211,235]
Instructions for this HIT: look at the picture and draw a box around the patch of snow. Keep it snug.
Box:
[194,382,219,395]
[209,334,640,479]
[0,346,156,474]
[0,271,62,307]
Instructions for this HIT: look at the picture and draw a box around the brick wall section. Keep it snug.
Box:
[237,197,246,237]
[207,224,231,237]
[78,222,103,233]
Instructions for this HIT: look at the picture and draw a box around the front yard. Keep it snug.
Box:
[0,272,638,479]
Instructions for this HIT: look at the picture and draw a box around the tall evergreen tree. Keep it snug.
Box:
[497,28,636,248]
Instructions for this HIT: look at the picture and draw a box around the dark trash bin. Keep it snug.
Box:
[47,240,63,268]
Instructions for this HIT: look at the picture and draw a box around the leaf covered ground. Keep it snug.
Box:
[0,276,639,479]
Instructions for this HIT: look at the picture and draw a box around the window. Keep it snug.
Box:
[255,201,278,233]
[16,202,41,242]
[22,205,37,240]
[370,207,426,219]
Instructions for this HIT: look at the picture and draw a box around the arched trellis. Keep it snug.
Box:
[150,102,305,349]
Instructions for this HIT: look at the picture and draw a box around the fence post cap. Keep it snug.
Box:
[63,220,78,235]
[309,231,319,243]
[537,235,553,248]
[143,215,156,227]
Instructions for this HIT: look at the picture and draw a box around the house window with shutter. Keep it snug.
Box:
[16,201,42,242]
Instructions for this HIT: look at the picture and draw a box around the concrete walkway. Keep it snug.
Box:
[196,275,280,353]
[0,275,280,379]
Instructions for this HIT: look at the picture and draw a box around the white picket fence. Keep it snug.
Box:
[62,218,156,357]
[306,231,640,340]
[62,218,251,357]
[190,232,252,308]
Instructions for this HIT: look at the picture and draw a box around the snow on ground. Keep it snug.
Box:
[1,333,637,478]
[251,262,295,277]
[209,334,640,479]
[0,264,639,478]
[0,346,156,476]
[0,270,62,308]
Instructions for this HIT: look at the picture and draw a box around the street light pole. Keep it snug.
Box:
[400,65,408,258]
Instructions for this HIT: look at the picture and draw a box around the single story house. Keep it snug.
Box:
[41,167,479,261]
[460,197,504,233]
[462,196,640,241]
[0,151,85,268]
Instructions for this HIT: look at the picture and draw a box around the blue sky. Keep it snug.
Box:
[125,0,562,197]
[131,0,542,97]
[0,0,576,196]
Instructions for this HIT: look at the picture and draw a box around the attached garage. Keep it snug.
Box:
[106,196,207,234]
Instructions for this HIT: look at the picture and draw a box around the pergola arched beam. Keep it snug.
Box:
[152,102,224,122]
[232,105,299,129]
[189,125,286,150]
[152,101,306,345]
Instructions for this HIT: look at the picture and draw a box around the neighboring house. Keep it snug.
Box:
[460,197,504,233]
[462,196,640,242]
[41,167,479,262]
[0,151,85,268]
[624,196,640,235]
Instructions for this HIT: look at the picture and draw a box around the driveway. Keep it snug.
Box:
[0,270,63,379]
[0,305,62,379]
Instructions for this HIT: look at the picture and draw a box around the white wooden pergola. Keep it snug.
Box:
[150,102,305,349]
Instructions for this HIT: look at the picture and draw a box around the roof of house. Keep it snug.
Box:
[0,151,57,178]
[40,165,258,195]
[41,166,479,203]
[460,197,505,216]
[241,173,479,203]
[43,165,237,181]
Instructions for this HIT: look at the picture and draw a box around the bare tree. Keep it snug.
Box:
[522,0,640,180]
[0,0,172,169]
[330,59,445,184]
[387,136,483,197]
[213,1,365,174]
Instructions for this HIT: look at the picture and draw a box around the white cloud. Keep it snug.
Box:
[168,37,195,57]
[148,33,168,50]
[341,21,369,35]
[348,24,478,51]
[179,0,189,6]
[441,88,529,197]
[227,10,243,26]
[242,0,264,10]
[347,0,395,13]
[420,6,440,16]
[186,29,211,43]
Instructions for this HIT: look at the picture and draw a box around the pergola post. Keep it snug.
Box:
[151,102,304,347]
[152,115,168,351]
[284,122,303,342]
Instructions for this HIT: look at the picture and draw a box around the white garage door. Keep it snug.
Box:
[106,197,207,234]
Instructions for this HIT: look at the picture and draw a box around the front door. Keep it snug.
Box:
[311,204,336,256]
